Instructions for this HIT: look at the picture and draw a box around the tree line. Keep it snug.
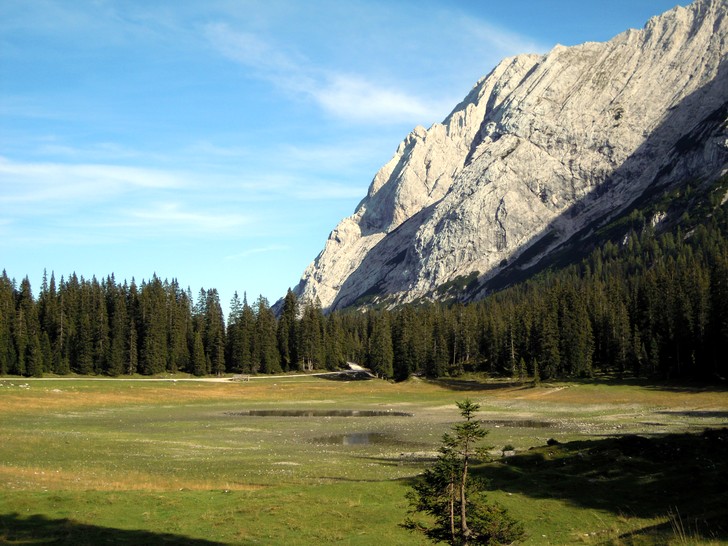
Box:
[0,272,352,377]
[2,185,728,382]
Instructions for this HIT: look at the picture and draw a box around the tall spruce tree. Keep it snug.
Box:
[139,275,167,375]
[204,288,226,376]
[277,289,299,371]
[0,272,17,375]
[299,297,324,371]
[368,311,393,378]
[254,295,280,374]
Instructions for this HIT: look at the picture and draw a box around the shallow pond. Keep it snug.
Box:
[315,432,390,445]
[484,419,554,428]
[225,409,413,417]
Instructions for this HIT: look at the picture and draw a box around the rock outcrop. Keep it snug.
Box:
[293,0,728,311]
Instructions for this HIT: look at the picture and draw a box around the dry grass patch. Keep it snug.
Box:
[0,464,263,492]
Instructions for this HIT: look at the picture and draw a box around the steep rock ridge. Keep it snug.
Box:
[294,0,728,311]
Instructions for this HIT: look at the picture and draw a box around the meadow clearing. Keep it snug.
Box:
[0,374,726,545]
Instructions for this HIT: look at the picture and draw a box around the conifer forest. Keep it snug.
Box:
[2,190,728,384]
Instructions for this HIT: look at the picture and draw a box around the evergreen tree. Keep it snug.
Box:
[404,400,524,545]
[125,279,140,375]
[427,316,449,378]
[368,312,394,378]
[13,276,39,376]
[226,291,245,373]
[324,313,345,371]
[90,277,109,374]
[26,333,43,377]
[254,295,280,374]
[167,280,191,373]
[108,284,128,377]
[277,289,299,371]
[191,330,206,376]
[299,297,324,371]
[139,275,167,375]
[0,272,17,375]
[238,293,255,373]
[204,288,226,376]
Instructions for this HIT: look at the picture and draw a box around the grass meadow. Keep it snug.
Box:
[0,374,726,544]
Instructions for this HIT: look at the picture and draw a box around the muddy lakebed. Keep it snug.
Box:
[221,409,558,446]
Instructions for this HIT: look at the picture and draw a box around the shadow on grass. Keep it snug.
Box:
[476,428,728,542]
[657,410,728,419]
[318,371,374,382]
[0,512,224,545]
[426,378,529,392]
[561,375,728,393]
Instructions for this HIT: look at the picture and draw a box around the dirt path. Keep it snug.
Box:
[12,363,373,383]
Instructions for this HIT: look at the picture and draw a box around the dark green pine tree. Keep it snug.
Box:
[226,292,248,373]
[126,279,140,375]
[558,285,594,378]
[237,293,255,373]
[0,271,17,375]
[298,297,324,371]
[167,280,192,373]
[709,251,728,378]
[204,288,226,376]
[191,330,207,377]
[74,282,94,375]
[42,272,65,374]
[90,277,109,374]
[537,296,560,379]
[427,314,449,378]
[392,307,415,381]
[139,275,167,375]
[13,276,38,376]
[277,289,299,371]
[36,270,52,374]
[254,295,281,374]
[107,281,128,377]
[54,275,72,375]
[368,311,394,379]
[404,400,524,545]
[26,333,44,378]
[324,312,345,371]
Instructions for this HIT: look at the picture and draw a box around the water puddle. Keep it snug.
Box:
[313,432,391,445]
[225,409,413,418]
[484,419,554,428]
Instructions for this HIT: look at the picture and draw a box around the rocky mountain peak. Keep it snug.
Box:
[292,0,728,311]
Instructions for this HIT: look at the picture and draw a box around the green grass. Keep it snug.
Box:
[0,375,726,544]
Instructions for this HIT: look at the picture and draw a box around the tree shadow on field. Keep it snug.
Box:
[0,513,225,545]
[477,428,728,542]
[543,375,728,393]
[427,378,528,392]
[318,371,374,382]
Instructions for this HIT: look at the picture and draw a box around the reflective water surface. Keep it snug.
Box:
[225,409,413,417]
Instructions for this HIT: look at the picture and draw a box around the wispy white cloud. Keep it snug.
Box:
[457,15,547,58]
[204,22,446,125]
[204,23,302,75]
[224,244,290,261]
[202,5,548,126]
[313,74,449,124]
[122,202,250,233]
[0,156,182,205]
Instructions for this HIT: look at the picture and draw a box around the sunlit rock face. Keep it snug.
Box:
[293,0,728,311]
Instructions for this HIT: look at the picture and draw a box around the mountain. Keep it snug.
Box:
[293,0,728,312]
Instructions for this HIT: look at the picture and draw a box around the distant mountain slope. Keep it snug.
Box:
[293,0,728,311]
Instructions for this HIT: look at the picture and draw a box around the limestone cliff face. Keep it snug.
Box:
[294,0,728,311]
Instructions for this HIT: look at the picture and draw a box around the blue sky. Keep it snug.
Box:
[1,1,683,314]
